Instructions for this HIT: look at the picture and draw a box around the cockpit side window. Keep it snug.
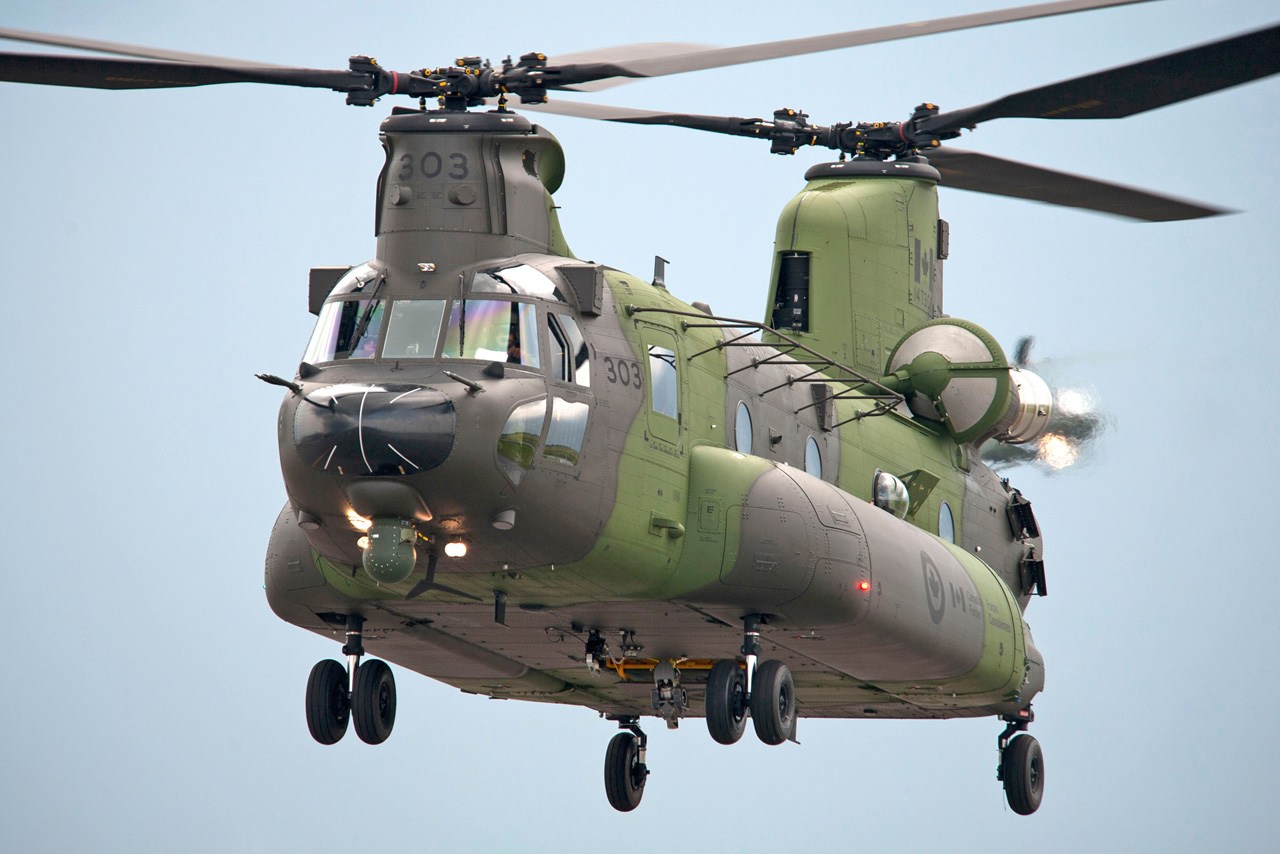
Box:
[497,397,547,485]
[303,299,385,362]
[545,398,589,467]
[548,313,590,387]
[441,300,540,368]
[549,316,568,382]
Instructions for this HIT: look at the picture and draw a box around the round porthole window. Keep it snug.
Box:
[939,501,955,543]
[735,402,752,453]
[805,436,822,478]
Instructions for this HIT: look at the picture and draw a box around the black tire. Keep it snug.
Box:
[305,659,349,745]
[603,732,647,812]
[705,659,748,745]
[750,659,796,746]
[352,659,397,745]
[1002,734,1045,815]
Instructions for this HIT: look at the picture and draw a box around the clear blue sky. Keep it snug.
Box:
[2,1,1277,851]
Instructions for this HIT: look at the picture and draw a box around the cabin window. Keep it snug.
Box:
[442,300,540,367]
[497,397,546,484]
[545,398,589,467]
[382,299,446,358]
[303,298,385,362]
[805,436,822,478]
[735,402,753,454]
[549,313,591,387]
[938,501,956,543]
[648,346,678,420]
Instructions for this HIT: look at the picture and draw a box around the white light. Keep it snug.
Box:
[346,511,372,531]
[1054,388,1092,416]
[357,536,370,550]
[1037,433,1080,470]
[444,540,468,558]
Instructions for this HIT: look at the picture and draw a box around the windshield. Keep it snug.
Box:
[302,299,385,362]
[382,299,447,359]
[330,261,381,296]
[471,265,566,301]
[441,300,540,367]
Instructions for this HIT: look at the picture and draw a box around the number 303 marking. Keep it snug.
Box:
[397,152,469,181]
[604,356,642,389]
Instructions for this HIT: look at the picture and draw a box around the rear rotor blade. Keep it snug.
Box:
[0,52,360,91]
[546,0,1156,88]
[929,147,1228,221]
[925,22,1280,132]
[526,101,1226,220]
[0,26,282,67]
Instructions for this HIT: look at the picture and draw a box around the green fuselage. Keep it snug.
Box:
[265,112,1044,722]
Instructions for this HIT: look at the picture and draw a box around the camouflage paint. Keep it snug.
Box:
[264,119,1043,720]
[763,164,944,374]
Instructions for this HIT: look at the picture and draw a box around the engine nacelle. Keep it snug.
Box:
[884,318,1052,446]
[996,368,1053,444]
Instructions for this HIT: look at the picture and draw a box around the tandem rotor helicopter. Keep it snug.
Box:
[4,0,1277,817]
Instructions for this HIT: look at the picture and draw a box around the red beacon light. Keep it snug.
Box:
[857,580,871,591]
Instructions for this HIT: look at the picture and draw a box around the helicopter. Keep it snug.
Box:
[3,0,1278,820]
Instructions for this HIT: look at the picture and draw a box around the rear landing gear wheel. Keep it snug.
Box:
[705,659,748,745]
[604,731,647,812]
[352,659,397,745]
[1001,734,1044,815]
[750,659,796,745]
[305,659,349,745]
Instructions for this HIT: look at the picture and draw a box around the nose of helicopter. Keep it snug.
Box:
[293,383,455,476]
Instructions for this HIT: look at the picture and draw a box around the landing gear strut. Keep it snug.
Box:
[997,714,1044,815]
[304,614,396,746]
[704,615,797,746]
[603,716,648,812]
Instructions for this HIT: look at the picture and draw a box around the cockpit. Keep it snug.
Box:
[301,260,590,384]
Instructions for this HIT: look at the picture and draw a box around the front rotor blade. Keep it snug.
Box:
[545,0,1155,88]
[514,99,676,121]
[929,147,1228,221]
[543,42,711,92]
[520,98,765,135]
[0,52,360,91]
[926,23,1280,132]
[0,26,283,67]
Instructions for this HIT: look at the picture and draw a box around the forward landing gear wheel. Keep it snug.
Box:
[604,732,647,811]
[305,659,349,745]
[750,659,796,745]
[1002,734,1044,815]
[352,659,397,745]
[705,659,748,745]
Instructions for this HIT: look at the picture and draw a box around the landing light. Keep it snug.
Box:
[357,536,371,550]
[444,539,467,558]
[347,511,373,531]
